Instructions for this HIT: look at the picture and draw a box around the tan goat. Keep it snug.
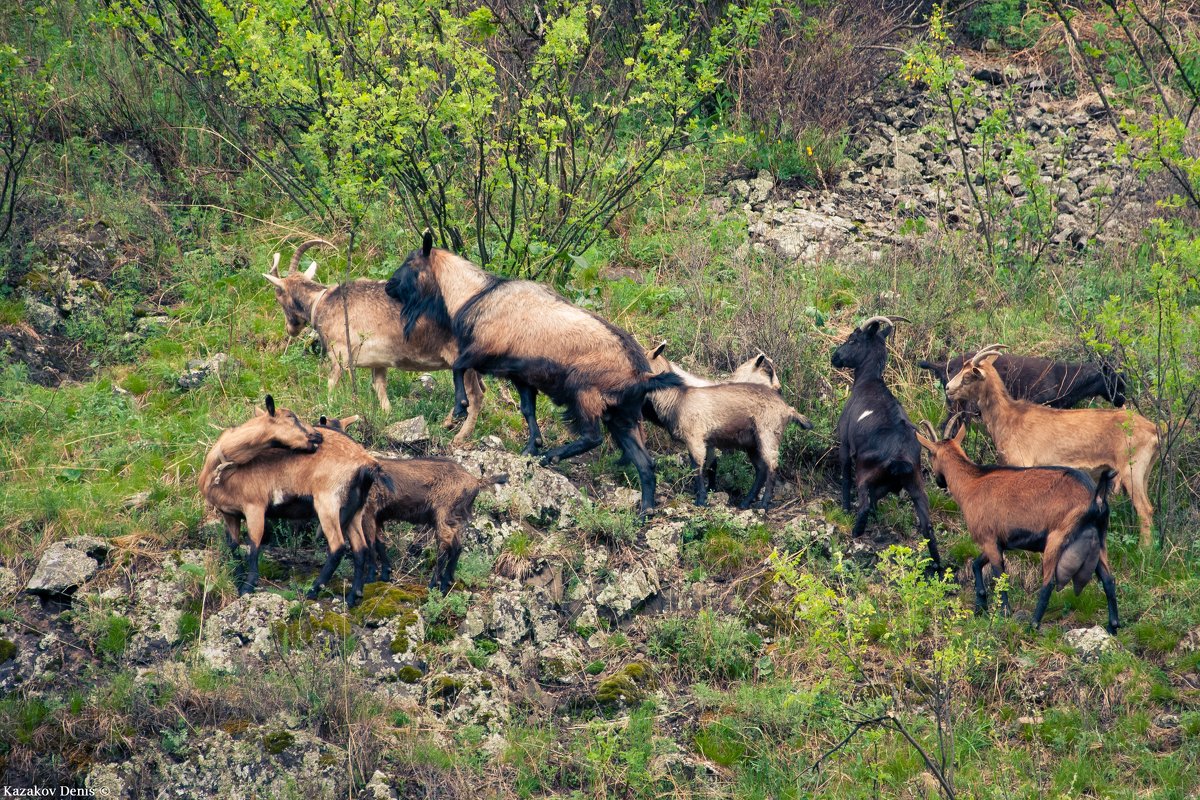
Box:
[946,344,1160,546]
[644,343,812,509]
[199,398,390,607]
[263,239,485,444]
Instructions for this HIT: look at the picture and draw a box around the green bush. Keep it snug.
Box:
[649,611,762,682]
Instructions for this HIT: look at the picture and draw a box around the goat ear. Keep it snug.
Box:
[264,395,276,417]
[341,415,360,428]
[318,415,328,425]
[302,261,318,280]
[915,433,936,452]
[269,253,281,277]
[952,420,968,445]
[422,230,434,257]
[649,340,668,360]
[263,273,286,289]
[754,353,767,368]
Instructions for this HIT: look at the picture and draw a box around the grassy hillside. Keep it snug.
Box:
[2,1,1199,797]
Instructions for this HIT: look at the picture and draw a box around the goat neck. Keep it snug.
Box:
[428,249,494,316]
[849,349,888,386]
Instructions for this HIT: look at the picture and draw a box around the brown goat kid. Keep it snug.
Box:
[946,344,1159,546]
[200,399,391,607]
[644,343,813,509]
[264,239,485,444]
[318,416,506,593]
[916,418,1119,633]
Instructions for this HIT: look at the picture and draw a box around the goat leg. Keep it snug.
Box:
[690,447,710,506]
[307,544,348,600]
[972,553,990,614]
[1031,581,1055,630]
[451,368,470,420]
[608,417,657,516]
[540,430,603,465]
[839,446,853,513]
[758,470,777,511]
[513,381,544,455]
[1098,562,1120,633]
[375,537,392,583]
[907,481,941,569]
[740,455,769,510]
[347,546,367,608]
[850,484,875,538]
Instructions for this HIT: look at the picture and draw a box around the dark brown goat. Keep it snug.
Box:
[318,415,506,593]
[831,316,940,566]
[385,231,680,514]
[916,417,1119,632]
[200,399,390,607]
[919,351,1126,420]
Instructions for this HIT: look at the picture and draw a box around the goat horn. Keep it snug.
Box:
[287,239,335,274]
[858,315,896,331]
[269,252,281,277]
[918,420,939,441]
[944,412,967,439]
[969,343,1008,367]
[886,315,911,324]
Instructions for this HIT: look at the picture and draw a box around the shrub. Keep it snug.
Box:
[649,611,763,682]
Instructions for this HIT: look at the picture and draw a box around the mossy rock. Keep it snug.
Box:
[273,609,353,646]
[428,674,464,700]
[220,719,253,736]
[261,729,295,755]
[395,665,424,684]
[350,583,426,627]
[0,639,17,663]
[594,660,656,706]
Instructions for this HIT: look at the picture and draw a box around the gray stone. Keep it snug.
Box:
[454,449,579,523]
[595,565,660,620]
[23,299,62,335]
[199,592,291,671]
[364,770,397,800]
[747,170,776,205]
[1063,626,1116,660]
[891,151,921,178]
[0,567,18,597]
[384,415,430,445]
[177,353,228,391]
[26,537,110,598]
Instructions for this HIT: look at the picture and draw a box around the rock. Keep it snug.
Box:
[709,196,731,216]
[748,207,854,262]
[0,567,18,597]
[1063,626,1116,660]
[199,592,291,671]
[115,723,349,799]
[538,640,584,685]
[85,763,126,799]
[417,372,437,393]
[123,491,152,511]
[728,179,750,201]
[595,565,660,620]
[364,769,397,800]
[454,449,578,524]
[384,416,430,445]
[747,170,775,205]
[23,299,62,335]
[177,353,228,391]
[643,520,684,571]
[26,536,110,598]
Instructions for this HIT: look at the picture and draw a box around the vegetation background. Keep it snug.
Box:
[0,0,1198,797]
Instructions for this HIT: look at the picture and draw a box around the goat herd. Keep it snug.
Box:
[200,233,1158,633]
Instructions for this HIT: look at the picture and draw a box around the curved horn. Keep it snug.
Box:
[943,412,967,439]
[969,343,1008,367]
[886,315,911,324]
[918,420,939,441]
[269,252,281,277]
[286,239,335,274]
[858,315,893,331]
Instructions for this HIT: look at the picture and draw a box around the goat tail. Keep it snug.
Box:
[789,407,814,430]
[618,370,684,405]
[482,473,509,489]
[1093,468,1118,507]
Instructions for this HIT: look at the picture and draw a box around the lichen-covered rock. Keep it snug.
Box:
[105,723,349,799]
[1064,626,1116,660]
[538,640,584,685]
[384,415,430,445]
[364,770,398,800]
[177,352,229,391]
[485,589,530,647]
[126,550,209,662]
[595,565,660,620]
[643,520,684,571]
[199,592,291,671]
[453,449,579,524]
[430,670,510,730]
[26,536,110,598]
[0,566,18,597]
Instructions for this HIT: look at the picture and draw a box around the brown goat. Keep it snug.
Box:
[644,343,813,509]
[200,400,390,607]
[946,344,1159,546]
[916,417,1119,632]
[385,232,682,514]
[264,239,485,444]
[317,415,506,593]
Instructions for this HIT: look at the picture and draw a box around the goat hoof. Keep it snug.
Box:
[539,454,559,467]
[305,588,320,601]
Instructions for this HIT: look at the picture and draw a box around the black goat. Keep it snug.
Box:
[918,352,1126,421]
[831,316,940,566]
